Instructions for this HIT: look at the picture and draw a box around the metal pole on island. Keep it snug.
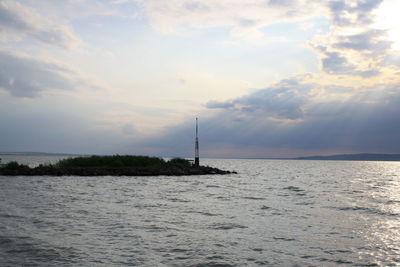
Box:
[195,117,199,166]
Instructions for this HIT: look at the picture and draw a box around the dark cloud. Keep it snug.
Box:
[0,1,79,49]
[206,79,309,120]
[137,79,400,158]
[0,51,77,98]
[233,79,308,119]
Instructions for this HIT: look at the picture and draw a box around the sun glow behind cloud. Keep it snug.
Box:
[373,0,400,50]
[1,0,400,157]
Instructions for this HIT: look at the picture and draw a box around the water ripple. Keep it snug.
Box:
[1,158,400,266]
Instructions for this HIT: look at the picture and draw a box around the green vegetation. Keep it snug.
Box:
[1,161,30,170]
[0,155,235,176]
[55,155,167,168]
[167,158,192,168]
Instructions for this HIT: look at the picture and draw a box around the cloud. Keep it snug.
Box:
[382,51,400,67]
[1,0,399,158]
[310,1,395,78]
[0,50,80,98]
[137,0,393,78]
[0,1,80,49]
[131,0,400,157]
[137,0,324,39]
[138,77,400,157]
[206,78,310,120]
[0,95,134,154]
[205,100,234,109]
[328,0,384,27]
[319,50,380,77]
[334,29,392,53]
[321,50,355,73]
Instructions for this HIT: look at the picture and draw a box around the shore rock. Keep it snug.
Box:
[0,165,237,176]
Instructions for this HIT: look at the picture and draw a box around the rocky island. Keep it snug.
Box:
[0,155,236,176]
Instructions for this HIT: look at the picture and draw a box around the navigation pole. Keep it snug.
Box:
[195,117,199,166]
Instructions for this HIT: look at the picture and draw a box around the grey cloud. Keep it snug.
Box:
[334,30,392,53]
[354,0,384,24]
[322,51,354,74]
[268,0,298,7]
[0,51,76,97]
[0,1,79,49]
[183,2,210,12]
[317,1,390,78]
[205,100,234,109]
[328,0,383,26]
[140,81,400,157]
[0,98,132,155]
[239,19,257,27]
[122,123,137,135]
[328,1,352,26]
[351,69,380,77]
[0,1,29,31]
[382,52,400,67]
[234,79,308,119]
[321,50,380,77]
[206,78,310,120]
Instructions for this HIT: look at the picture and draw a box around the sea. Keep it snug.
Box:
[0,155,399,266]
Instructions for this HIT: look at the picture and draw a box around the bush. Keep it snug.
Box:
[2,161,29,170]
[55,155,166,168]
[168,158,191,168]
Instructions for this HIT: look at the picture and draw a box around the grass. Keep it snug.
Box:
[0,155,194,170]
[1,161,30,170]
[44,155,193,169]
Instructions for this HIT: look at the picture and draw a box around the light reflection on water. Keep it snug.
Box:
[352,162,400,265]
[0,156,399,266]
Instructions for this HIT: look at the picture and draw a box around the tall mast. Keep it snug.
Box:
[195,117,199,166]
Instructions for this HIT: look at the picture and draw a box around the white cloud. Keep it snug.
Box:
[307,0,400,79]
[0,0,81,49]
[137,0,325,39]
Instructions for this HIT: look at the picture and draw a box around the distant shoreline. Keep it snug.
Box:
[2,152,400,162]
[0,152,84,156]
[293,153,400,161]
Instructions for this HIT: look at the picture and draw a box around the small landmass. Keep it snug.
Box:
[0,155,236,176]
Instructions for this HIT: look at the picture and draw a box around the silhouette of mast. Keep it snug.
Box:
[195,117,199,166]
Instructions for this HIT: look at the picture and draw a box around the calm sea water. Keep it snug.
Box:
[0,155,399,266]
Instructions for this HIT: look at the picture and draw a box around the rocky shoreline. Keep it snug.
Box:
[0,165,236,176]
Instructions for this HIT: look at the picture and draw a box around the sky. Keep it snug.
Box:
[1,0,400,158]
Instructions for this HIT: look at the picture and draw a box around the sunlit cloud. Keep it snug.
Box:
[137,0,325,40]
[0,0,399,156]
[373,0,400,50]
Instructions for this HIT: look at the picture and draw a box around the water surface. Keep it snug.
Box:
[1,157,399,266]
